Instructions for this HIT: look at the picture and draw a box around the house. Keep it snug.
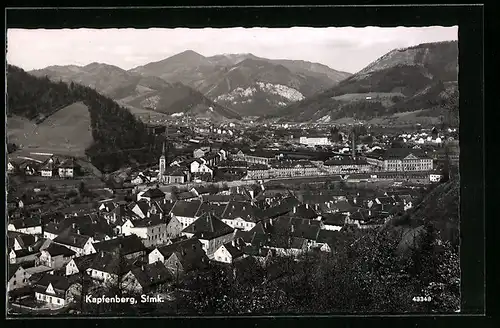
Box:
[170,200,202,228]
[251,217,322,250]
[18,161,39,176]
[429,172,444,182]
[39,157,59,177]
[9,247,39,264]
[164,166,190,184]
[189,159,214,176]
[7,161,17,174]
[321,213,347,231]
[125,214,181,248]
[93,234,147,261]
[8,217,43,235]
[253,233,308,257]
[53,232,96,257]
[193,148,208,158]
[213,239,247,264]
[65,253,99,276]
[8,231,37,251]
[314,230,343,253]
[121,261,173,294]
[58,158,76,178]
[181,213,235,258]
[8,264,31,291]
[131,174,146,185]
[148,238,209,277]
[137,187,166,203]
[86,251,121,285]
[39,243,76,269]
[202,153,220,167]
[220,201,263,231]
[34,273,82,307]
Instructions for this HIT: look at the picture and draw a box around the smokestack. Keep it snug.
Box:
[352,130,356,160]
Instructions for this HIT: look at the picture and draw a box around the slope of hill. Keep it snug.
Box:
[129,51,351,117]
[31,62,241,121]
[8,65,162,172]
[274,41,458,123]
[7,102,93,157]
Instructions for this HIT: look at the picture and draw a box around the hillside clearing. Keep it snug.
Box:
[7,102,93,157]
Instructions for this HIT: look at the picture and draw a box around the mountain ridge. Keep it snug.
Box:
[30,63,241,121]
[273,40,458,124]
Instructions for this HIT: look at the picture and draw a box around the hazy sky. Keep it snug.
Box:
[7,26,457,74]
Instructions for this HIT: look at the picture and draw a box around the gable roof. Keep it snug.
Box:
[93,235,146,256]
[142,188,166,199]
[171,200,202,218]
[53,231,91,249]
[88,251,122,275]
[8,231,36,249]
[156,238,209,272]
[9,217,42,229]
[195,202,227,218]
[221,201,263,223]
[43,243,76,257]
[129,262,173,289]
[250,217,321,241]
[131,214,165,228]
[182,213,234,240]
[221,241,245,259]
[261,197,301,219]
[322,213,347,225]
[8,264,24,280]
[71,253,100,271]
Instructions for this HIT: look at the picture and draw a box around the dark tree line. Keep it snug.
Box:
[7,65,163,172]
[170,225,459,315]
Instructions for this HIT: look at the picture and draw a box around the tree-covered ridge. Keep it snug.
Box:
[7,65,161,172]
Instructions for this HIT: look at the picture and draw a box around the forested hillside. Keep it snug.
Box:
[7,65,161,172]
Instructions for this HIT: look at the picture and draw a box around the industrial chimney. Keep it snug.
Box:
[352,130,356,160]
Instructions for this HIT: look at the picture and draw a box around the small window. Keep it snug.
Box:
[13,280,16,285]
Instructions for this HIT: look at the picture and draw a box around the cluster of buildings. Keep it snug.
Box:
[7,180,425,312]
[8,156,79,178]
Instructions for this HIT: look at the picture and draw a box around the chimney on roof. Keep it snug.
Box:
[101,252,104,258]
[293,206,296,214]
[141,265,144,271]
[28,246,33,252]
[72,223,76,229]
[291,225,295,233]
[305,204,309,210]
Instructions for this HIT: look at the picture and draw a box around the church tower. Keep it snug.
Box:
[159,141,166,183]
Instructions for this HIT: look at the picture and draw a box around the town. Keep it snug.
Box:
[7,119,459,315]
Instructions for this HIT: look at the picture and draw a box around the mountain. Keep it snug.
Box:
[274,41,458,124]
[129,52,351,116]
[8,65,163,172]
[30,62,241,121]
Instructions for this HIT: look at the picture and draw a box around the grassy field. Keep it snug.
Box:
[7,102,94,157]
[116,101,172,123]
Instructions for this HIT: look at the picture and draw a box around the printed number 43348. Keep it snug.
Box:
[412,296,432,302]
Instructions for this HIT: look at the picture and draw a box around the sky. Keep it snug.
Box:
[7,26,457,74]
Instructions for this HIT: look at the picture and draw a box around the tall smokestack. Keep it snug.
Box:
[352,130,356,160]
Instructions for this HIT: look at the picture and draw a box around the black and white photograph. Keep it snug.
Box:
[6,20,462,316]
